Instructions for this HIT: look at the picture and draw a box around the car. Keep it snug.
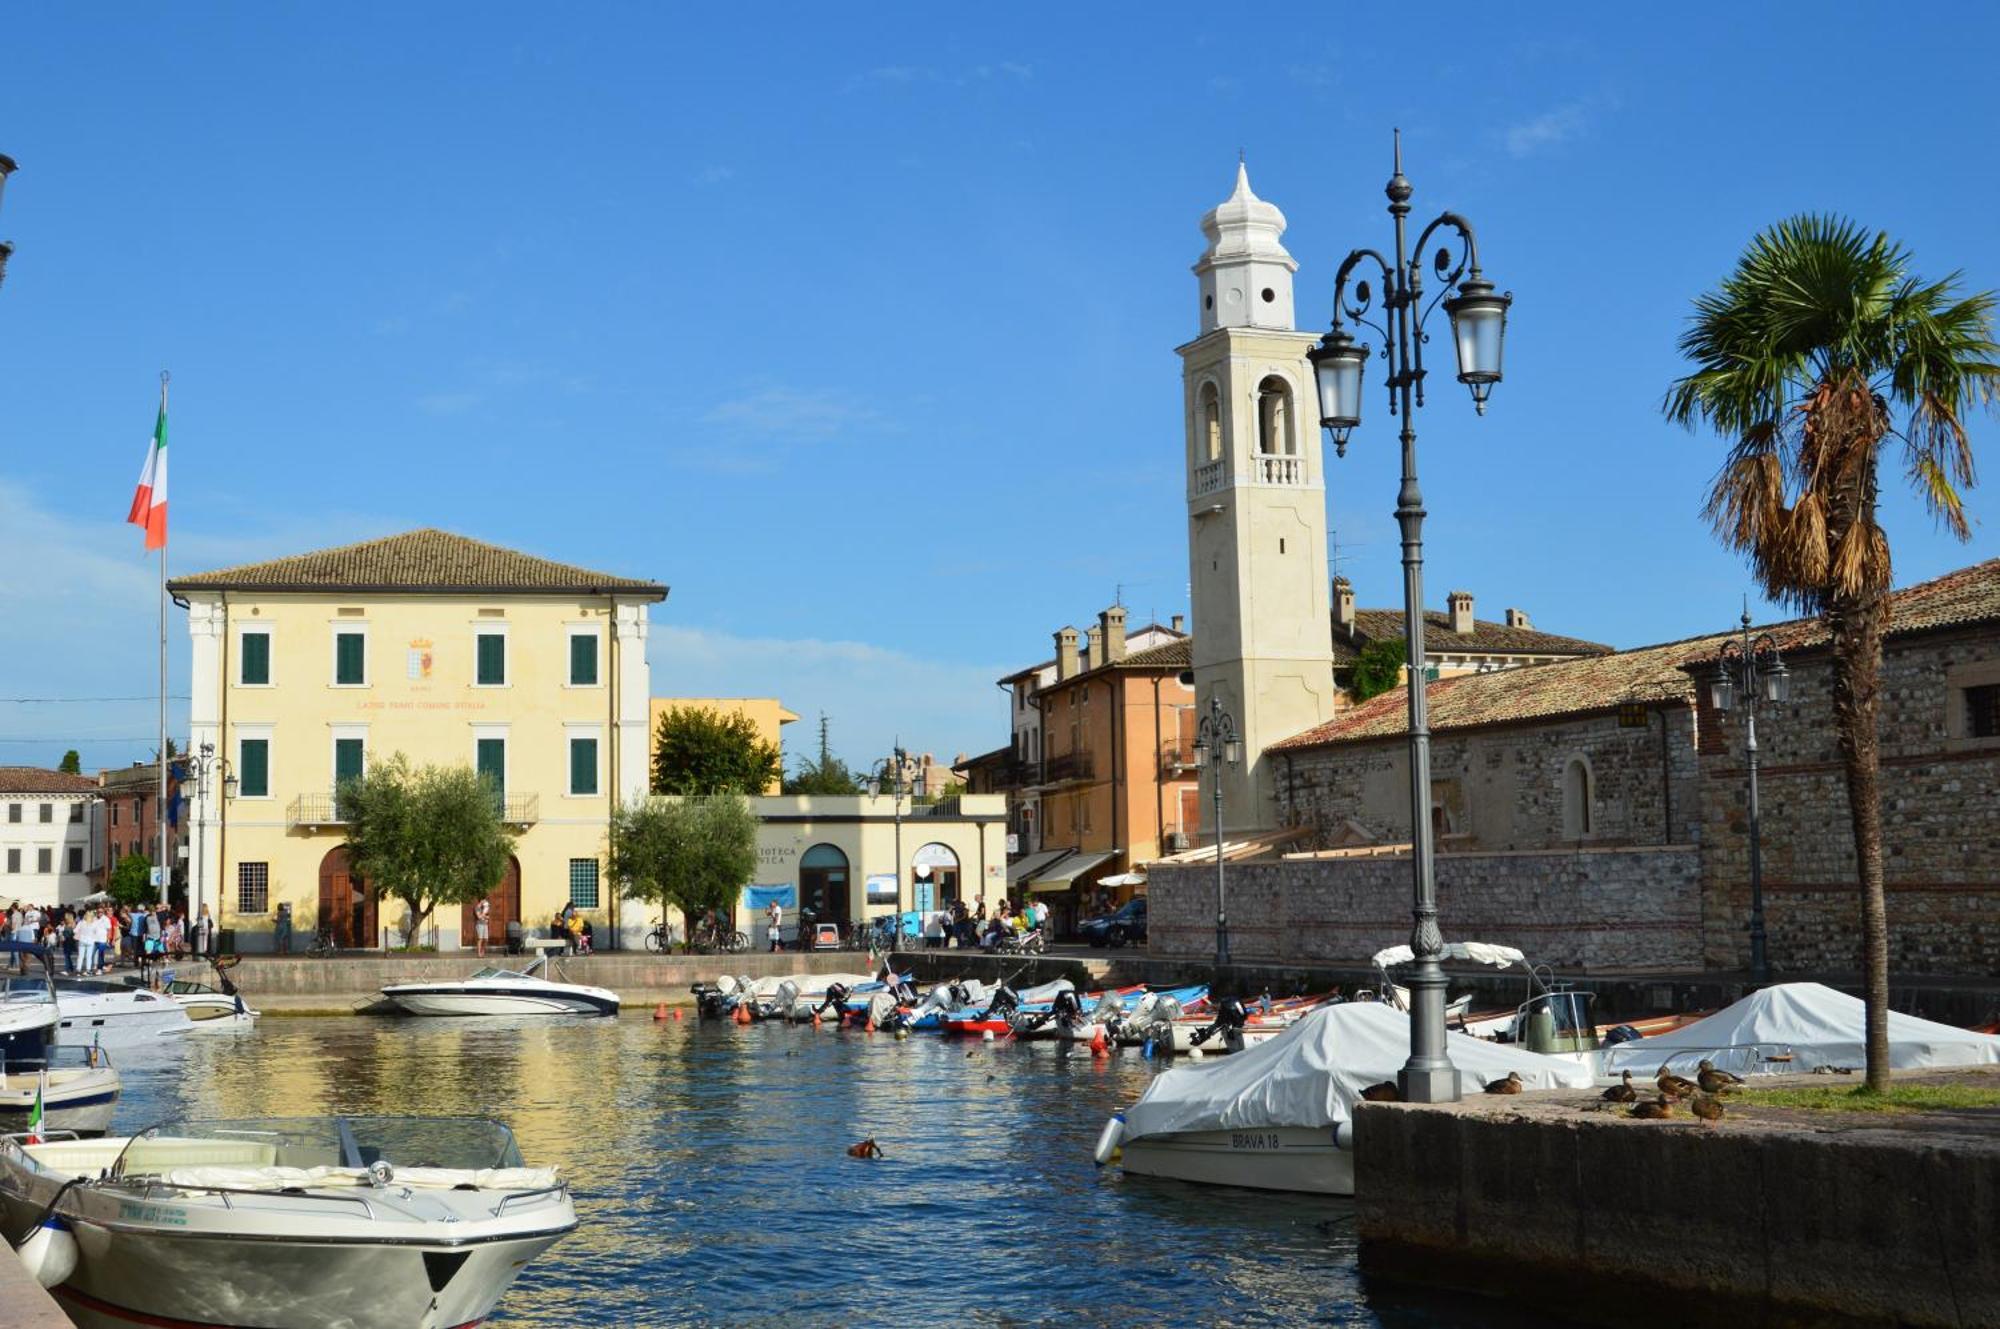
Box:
[1079,897,1147,949]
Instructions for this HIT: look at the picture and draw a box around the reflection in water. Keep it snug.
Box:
[121,1019,1560,1327]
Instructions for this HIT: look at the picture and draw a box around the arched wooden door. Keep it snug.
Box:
[317,845,377,950]
[463,857,522,951]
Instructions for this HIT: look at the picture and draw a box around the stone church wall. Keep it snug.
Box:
[1697,624,2000,975]
[1148,846,1702,972]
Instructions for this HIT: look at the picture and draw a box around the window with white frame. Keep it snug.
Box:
[239,626,273,686]
[237,729,273,799]
[567,626,601,687]
[474,627,508,687]
[567,727,601,797]
[332,625,368,687]
[237,862,270,913]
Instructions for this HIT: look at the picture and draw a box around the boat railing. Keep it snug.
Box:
[133,1180,381,1220]
[1600,1041,1797,1079]
[490,1183,568,1217]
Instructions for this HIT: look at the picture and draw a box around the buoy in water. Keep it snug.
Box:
[894,1027,908,1040]
[864,1019,876,1034]
[1188,1046,1205,1061]
[981,1029,996,1043]
[672,1008,682,1021]
[653,1003,667,1021]
[733,1005,752,1025]
[17,1218,77,1288]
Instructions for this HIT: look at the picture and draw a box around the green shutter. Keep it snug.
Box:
[570,633,598,686]
[240,739,269,798]
[477,633,506,685]
[336,633,365,685]
[570,737,598,796]
[241,632,271,686]
[334,738,364,789]
[476,739,506,798]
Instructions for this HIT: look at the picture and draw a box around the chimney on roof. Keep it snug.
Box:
[1170,613,1186,634]
[1100,606,1127,663]
[1084,624,1104,671]
[1055,627,1080,679]
[1505,607,1531,629]
[1333,576,1356,634]
[1448,590,1475,635]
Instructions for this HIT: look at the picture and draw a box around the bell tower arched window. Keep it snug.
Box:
[1256,376,1294,456]
[1562,757,1593,839]
[1200,383,1222,462]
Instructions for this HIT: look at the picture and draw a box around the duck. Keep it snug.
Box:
[1601,1070,1638,1104]
[1631,1095,1674,1120]
[1656,1069,1698,1100]
[846,1138,884,1159]
[1697,1059,1746,1094]
[1690,1092,1726,1125]
[1483,1071,1524,1095]
[1360,1081,1400,1102]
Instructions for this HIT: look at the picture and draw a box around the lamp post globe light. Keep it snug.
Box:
[1708,606,1789,986]
[867,748,908,938]
[1305,132,1512,1103]
[1192,696,1241,966]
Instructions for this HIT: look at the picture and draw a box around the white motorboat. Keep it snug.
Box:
[0,1114,576,1327]
[1100,1001,1592,1195]
[55,978,194,1051]
[0,943,121,1137]
[381,954,619,1016]
[156,957,261,1027]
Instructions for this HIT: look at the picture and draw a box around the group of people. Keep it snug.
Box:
[6,897,219,976]
[910,897,1047,950]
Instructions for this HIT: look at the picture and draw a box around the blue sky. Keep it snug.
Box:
[3,5,1997,776]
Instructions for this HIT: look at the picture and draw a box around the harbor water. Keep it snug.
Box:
[114,1016,1564,1327]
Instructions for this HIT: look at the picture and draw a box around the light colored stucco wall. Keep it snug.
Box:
[184,589,652,950]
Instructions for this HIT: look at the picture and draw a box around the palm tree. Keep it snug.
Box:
[1665,216,1998,1092]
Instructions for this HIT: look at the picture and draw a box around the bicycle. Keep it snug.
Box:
[644,921,672,953]
[686,920,750,955]
[305,927,339,959]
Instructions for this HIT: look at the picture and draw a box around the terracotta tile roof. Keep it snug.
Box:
[1275,558,2000,752]
[167,529,667,598]
[0,767,100,795]
[1116,637,1193,670]
[1329,609,1611,664]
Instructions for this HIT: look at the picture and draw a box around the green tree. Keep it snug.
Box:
[57,750,81,775]
[338,754,518,948]
[783,712,865,795]
[1349,639,1408,703]
[107,851,155,907]
[650,706,782,795]
[608,795,758,941]
[1664,215,1997,1091]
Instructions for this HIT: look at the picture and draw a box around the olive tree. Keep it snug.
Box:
[608,795,758,944]
[338,754,517,948]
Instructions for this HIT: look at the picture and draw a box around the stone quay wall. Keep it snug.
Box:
[1147,845,1702,972]
[1355,1076,2000,1329]
[1697,624,2000,974]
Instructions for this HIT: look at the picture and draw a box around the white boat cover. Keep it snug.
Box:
[1123,1001,1591,1141]
[1600,982,2000,1077]
[744,973,871,999]
[1369,942,1525,969]
[1015,979,1074,1003]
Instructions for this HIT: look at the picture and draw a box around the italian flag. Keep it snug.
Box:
[25,1072,45,1145]
[127,396,168,550]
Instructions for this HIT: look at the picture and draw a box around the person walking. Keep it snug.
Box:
[474,897,491,958]
[192,904,215,960]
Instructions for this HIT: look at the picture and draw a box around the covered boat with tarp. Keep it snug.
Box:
[1599,981,2000,1079]
[1098,1001,1591,1194]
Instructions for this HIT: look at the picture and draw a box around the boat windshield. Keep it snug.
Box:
[1,973,55,1008]
[109,1115,525,1179]
[467,966,533,981]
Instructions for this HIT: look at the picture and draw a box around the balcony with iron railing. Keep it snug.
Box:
[287,791,540,829]
[1158,745,1199,777]
[1042,750,1095,785]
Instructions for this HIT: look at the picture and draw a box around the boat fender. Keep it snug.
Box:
[16,1218,77,1289]
[1093,1114,1125,1166]
[1331,1121,1355,1152]
[1188,1046,1204,1061]
[981,1029,995,1043]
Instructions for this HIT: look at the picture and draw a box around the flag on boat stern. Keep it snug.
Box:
[126,394,168,549]
[26,1072,45,1144]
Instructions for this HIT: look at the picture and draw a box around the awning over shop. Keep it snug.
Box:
[1027,851,1114,894]
[1098,871,1146,889]
[1005,847,1074,889]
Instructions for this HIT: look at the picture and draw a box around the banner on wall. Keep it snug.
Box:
[742,884,797,910]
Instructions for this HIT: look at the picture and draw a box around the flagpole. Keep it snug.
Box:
[158,370,170,908]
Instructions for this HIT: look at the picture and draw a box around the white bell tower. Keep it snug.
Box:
[1181,161,1336,835]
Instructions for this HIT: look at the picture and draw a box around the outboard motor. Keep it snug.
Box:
[1050,987,1086,1032]
[815,982,851,1021]
[1190,997,1249,1049]
[981,985,1020,1022]
[691,981,731,1020]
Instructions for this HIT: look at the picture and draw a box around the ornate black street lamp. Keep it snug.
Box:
[0,153,17,290]
[189,741,235,924]
[1707,606,1789,986]
[1192,696,1241,965]
[1307,132,1511,1103]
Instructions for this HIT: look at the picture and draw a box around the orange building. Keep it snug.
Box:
[1008,608,1200,935]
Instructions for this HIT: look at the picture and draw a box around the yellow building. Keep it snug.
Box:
[646,698,799,794]
[171,529,666,951]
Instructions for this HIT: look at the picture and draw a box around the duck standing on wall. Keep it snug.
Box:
[1697,1059,1746,1094]
[1602,1070,1638,1104]
[1690,1093,1726,1125]
[1483,1071,1524,1095]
